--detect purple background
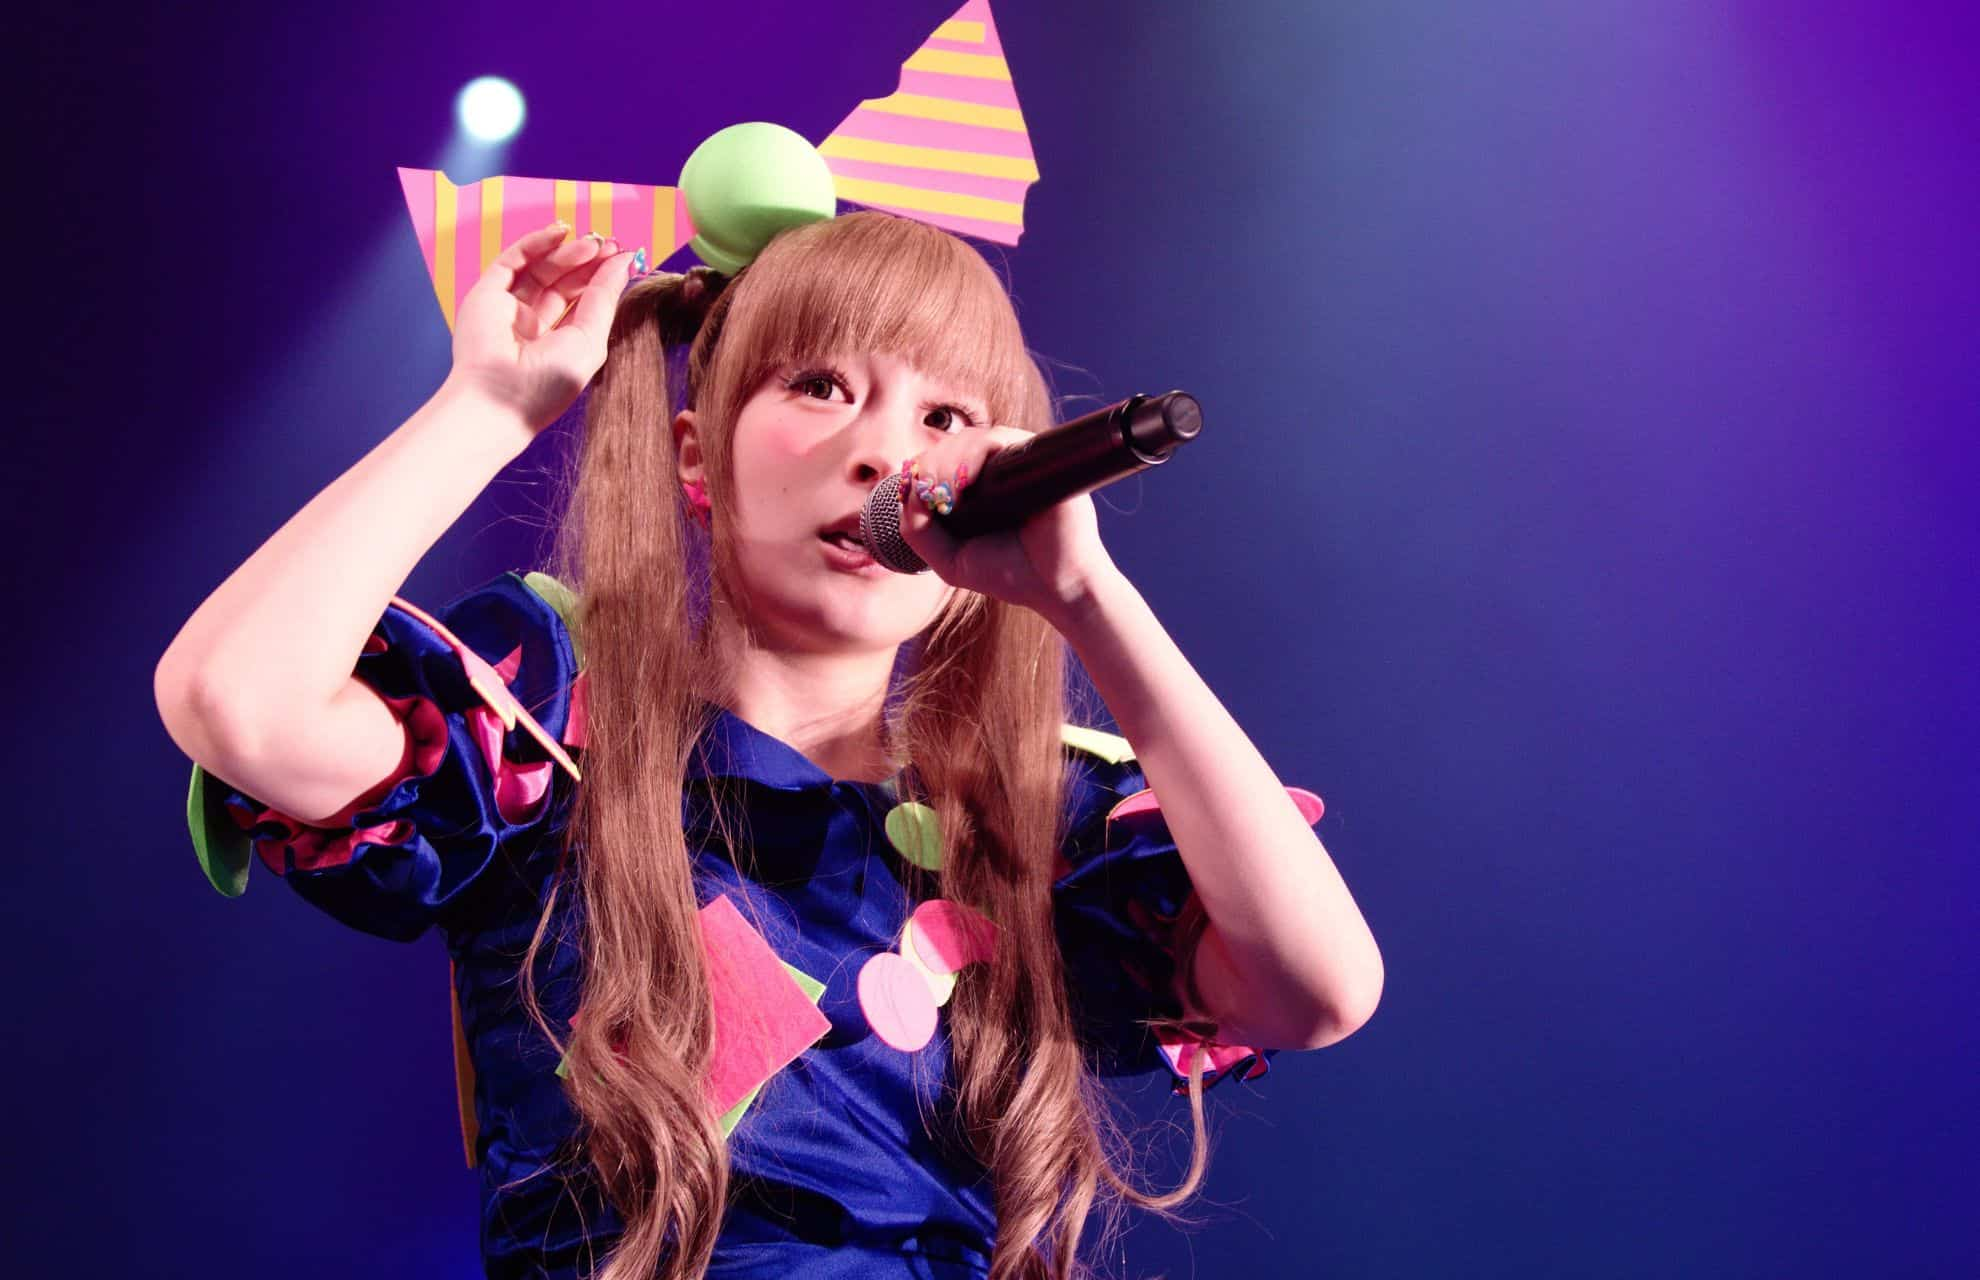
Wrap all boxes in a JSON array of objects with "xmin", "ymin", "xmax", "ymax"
[{"xmin": 10, "ymin": 0, "xmax": 1975, "ymax": 1274}]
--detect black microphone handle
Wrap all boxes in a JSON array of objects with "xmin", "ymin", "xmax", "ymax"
[{"xmin": 938, "ymin": 391, "xmax": 1202, "ymax": 538}]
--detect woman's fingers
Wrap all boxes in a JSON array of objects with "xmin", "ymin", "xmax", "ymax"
[
  {"xmin": 896, "ymin": 428, "xmax": 1020, "ymax": 546},
  {"xmin": 896, "ymin": 423, "xmax": 1111, "ymax": 613},
  {"xmin": 512, "ymin": 234, "xmax": 613, "ymax": 308},
  {"xmin": 474, "ymin": 222, "xmax": 579, "ymax": 298},
  {"xmin": 904, "ymin": 427, "xmax": 1028, "ymax": 502},
  {"xmin": 551, "ymin": 248, "xmax": 640, "ymax": 346},
  {"xmin": 471, "ymin": 225, "xmax": 618, "ymax": 316},
  {"xmin": 514, "ymin": 251, "xmax": 597, "ymax": 336},
  {"xmin": 516, "ymin": 243, "xmax": 620, "ymax": 339},
  {"xmin": 526, "ymin": 239, "xmax": 617, "ymax": 320}
]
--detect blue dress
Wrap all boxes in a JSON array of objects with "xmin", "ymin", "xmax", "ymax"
[{"xmin": 186, "ymin": 572, "xmax": 1277, "ymax": 1278}]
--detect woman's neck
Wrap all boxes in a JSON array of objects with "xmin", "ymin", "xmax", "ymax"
[{"xmin": 712, "ymin": 624, "xmax": 901, "ymax": 783}]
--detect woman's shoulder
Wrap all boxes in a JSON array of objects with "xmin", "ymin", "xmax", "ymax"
[
  {"xmin": 376, "ymin": 567, "xmax": 587, "ymax": 763},
  {"xmin": 333, "ymin": 567, "xmax": 589, "ymax": 799},
  {"xmin": 1057, "ymin": 723, "xmax": 1147, "ymax": 832},
  {"xmin": 185, "ymin": 568, "xmax": 588, "ymax": 935}
]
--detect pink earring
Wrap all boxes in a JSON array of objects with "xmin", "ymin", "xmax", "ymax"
[{"xmin": 681, "ymin": 480, "xmax": 712, "ymax": 528}]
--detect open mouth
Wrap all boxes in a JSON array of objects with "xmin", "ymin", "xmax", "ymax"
[{"xmin": 820, "ymin": 530, "xmax": 866, "ymax": 553}]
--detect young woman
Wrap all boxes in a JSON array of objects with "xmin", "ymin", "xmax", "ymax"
[{"xmin": 156, "ymin": 210, "xmax": 1383, "ymax": 1280}]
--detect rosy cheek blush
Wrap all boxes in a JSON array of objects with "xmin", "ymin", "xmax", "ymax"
[{"xmin": 857, "ymin": 951, "xmax": 939, "ymax": 1051}]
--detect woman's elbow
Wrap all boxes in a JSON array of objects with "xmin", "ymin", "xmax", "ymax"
[
  {"xmin": 1325, "ymin": 959, "xmax": 1385, "ymax": 1046},
  {"xmin": 1288, "ymin": 952, "xmax": 1385, "ymax": 1050}
]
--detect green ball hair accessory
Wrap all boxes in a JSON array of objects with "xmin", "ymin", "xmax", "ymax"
[{"xmin": 678, "ymin": 122, "xmax": 839, "ymax": 275}]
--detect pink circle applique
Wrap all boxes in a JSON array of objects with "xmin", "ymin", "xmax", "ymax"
[
  {"xmin": 907, "ymin": 899, "xmax": 999, "ymax": 975},
  {"xmin": 899, "ymin": 924, "xmax": 959, "ymax": 1007},
  {"xmin": 1105, "ymin": 785, "xmax": 1325, "ymax": 826},
  {"xmin": 1105, "ymin": 788, "xmax": 1163, "ymax": 823},
  {"xmin": 857, "ymin": 951, "xmax": 938, "ymax": 1051}
]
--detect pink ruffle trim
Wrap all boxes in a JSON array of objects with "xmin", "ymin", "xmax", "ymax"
[
  {"xmin": 384, "ymin": 596, "xmax": 582, "ymax": 784},
  {"xmin": 1155, "ymin": 1032, "xmax": 1271, "ymax": 1091},
  {"xmin": 241, "ymin": 609, "xmax": 578, "ymax": 874}
]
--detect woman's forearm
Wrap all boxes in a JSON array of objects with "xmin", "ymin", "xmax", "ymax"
[
  {"xmin": 1053, "ymin": 569, "xmax": 1384, "ymax": 1050},
  {"xmin": 155, "ymin": 377, "xmax": 533, "ymax": 751}
]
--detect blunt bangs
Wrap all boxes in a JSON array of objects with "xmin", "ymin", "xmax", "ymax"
[{"xmin": 699, "ymin": 212, "xmax": 1046, "ymax": 433}]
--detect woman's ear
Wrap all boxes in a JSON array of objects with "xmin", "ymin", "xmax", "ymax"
[{"xmin": 673, "ymin": 410, "xmax": 703, "ymax": 486}]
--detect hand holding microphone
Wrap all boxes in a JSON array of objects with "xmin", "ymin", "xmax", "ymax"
[{"xmin": 860, "ymin": 391, "xmax": 1203, "ymax": 574}]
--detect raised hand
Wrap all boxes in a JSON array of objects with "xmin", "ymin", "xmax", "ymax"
[
  {"xmin": 445, "ymin": 222, "xmax": 641, "ymax": 433},
  {"xmin": 895, "ymin": 425, "xmax": 1120, "ymax": 630}
]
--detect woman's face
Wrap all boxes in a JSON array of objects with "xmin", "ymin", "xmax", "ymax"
[{"xmin": 678, "ymin": 350, "xmax": 992, "ymax": 656}]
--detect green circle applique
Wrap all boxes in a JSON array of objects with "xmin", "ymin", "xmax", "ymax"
[
  {"xmin": 884, "ymin": 802, "xmax": 944, "ymax": 872},
  {"xmin": 188, "ymin": 764, "xmax": 254, "ymax": 898}
]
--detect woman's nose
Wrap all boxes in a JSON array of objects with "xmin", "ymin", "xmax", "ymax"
[{"xmin": 847, "ymin": 406, "xmax": 920, "ymax": 484}]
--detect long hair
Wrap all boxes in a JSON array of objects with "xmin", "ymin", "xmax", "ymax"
[{"xmin": 522, "ymin": 212, "xmax": 1212, "ymax": 1280}]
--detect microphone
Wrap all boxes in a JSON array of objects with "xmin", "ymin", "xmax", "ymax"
[{"xmin": 859, "ymin": 391, "xmax": 1203, "ymax": 574}]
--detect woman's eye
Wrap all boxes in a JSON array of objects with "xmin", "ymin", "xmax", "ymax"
[
  {"xmin": 924, "ymin": 406, "xmax": 975, "ymax": 433},
  {"xmin": 795, "ymin": 375, "xmax": 840, "ymax": 401}
]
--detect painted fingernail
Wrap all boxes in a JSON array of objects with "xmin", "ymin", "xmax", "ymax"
[
  {"xmin": 630, "ymin": 248, "xmax": 648, "ymax": 274},
  {"xmin": 955, "ymin": 464, "xmax": 970, "ymax": 492}
]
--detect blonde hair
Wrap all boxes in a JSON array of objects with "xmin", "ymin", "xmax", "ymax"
[{"xmin": 523, "ymin": 212, "xmax": 1210, "ymax": 1280}]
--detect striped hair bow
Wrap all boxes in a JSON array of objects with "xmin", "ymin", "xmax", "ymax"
[{"xmin": 398, "ymin": 0, "xmax": 1040, "ymax": 329}]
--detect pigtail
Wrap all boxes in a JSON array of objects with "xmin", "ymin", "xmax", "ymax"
[
  {"xmin": 905, "ymin": 544, "xmax": 1213, "ymax": 1280},
  {"xmin": 895, "ymin": 345, "xmax": 1215, "ymax": 1277},
  {"xmin": 521, "ymin": 270, "xmax": 733, "ymax": 1280}
]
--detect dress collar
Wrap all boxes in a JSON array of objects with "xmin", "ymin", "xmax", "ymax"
[{"xmin": 687, "ymin": 705, "xmax": 901, "ymax": 796}]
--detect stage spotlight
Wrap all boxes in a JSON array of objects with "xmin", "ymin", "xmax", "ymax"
[{"xmin": 456, "ymin": 76, "xmax": 525, "ymax": 144}]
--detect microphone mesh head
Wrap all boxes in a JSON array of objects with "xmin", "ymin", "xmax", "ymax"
[{"xmin": 859, "ymin": 474, "xmax": 930, "ymax": 574}]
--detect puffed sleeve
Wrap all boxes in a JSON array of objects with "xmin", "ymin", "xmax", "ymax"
[
  {"xmin": 185, "ymin": 571, "xmax": 588, "ymax": 942},
  {"xmin": 1052, "ymin": 725, "xmax": 1324, "ymax": 1094}
]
